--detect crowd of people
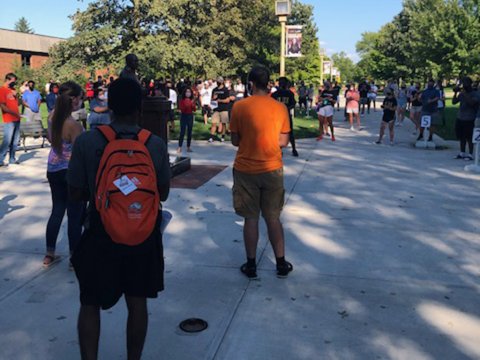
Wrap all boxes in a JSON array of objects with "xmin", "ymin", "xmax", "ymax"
[{"xmin": 1, "ymin": 51, "xmax": 480, "ymax": 358}]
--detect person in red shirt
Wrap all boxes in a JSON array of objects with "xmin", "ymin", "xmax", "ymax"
[
  {"xmin": 85, "ymin": 79, "xmax": 94, "ymax": 101},
  {"xmin": 0, "ymin": 73, "xmax": 22, "ymax": 167},
  {"xmin": 177, "ymin": 88, "xmax": 196, "ymax": 153}
]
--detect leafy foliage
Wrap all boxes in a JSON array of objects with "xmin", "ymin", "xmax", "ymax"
[
  {"xmin": 356, "ymin": 0, "xmax": 480, "ymax": 81},
  {"xmin": 47, "ymin": 0, "xmax": 320, "ymax": 82}
]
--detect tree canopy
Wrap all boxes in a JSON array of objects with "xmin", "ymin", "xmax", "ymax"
[
  {"xmin": 14, "ymin": 17, "xmax": 34, "ymax": 34},
  {"xmin": 47, "ymin": 0, "xmax": 320, "ymax": 83},
  {"xmin": 356, "ymin": 0, "xmax": 480, "ymax": 82}
]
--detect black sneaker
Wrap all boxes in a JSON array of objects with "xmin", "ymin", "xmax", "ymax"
[
  {"xmin": 240, "ymin": 263, "xmax": 258, "ymax": 279},
  {"xmin": 455, "ymin": 154, "xmax": 464, "ymax": 159},
  {"xmin": 292, "ymin": 149, "xmax": 299, "ymax": 157},
  {"xmin": 416, "ymin": 134, "xmax": 424, "ymax": 141},
  {"xmin": 276, "ymin": 261, "xmax": 293, "ymax": 279}
]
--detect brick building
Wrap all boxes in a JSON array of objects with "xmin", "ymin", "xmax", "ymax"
[{"xmin": 0, "ymin": 28, "xmax": 64, "ymax": 77}]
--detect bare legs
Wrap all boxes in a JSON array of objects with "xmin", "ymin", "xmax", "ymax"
[
  {"xmin": 77, "ymin": 297, "xmax": 148, "ymax": 360},
  {"xmin": 243, "ymin": 218, "xmax": 285, "ymax": 260}
]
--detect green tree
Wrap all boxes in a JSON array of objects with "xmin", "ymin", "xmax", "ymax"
[
  {"xmin": 48, "ymin": 0, "xmax": 321, "ymax": 82},
  {"xmin": 331, "ymin": 52, "xmax": 357, "ymax": 83},
  {"xmin": 14, "ymin": 17, "xmax": 34, "ymax": 34}
]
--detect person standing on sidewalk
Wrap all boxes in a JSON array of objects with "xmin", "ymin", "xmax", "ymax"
[
  {"xmin": 375, "ymin": 90, "xmax": 397, "ymax": 145},
  {"xmin": 452, "ymin": 77, "xmax": 480, "ymax": 160},
  {"xmin": 316, "ymin": 83, "xmax": 336, "ymax": 142},
  {"xmin": 346, "ymin": 84, "xmax": 361, "ymax": 130},
  {"xmin": 209, "ymin": 77, "xmax": 230, "ymax": 143},
  {"xmin": 230, "ymin": 66, "xmax": 293, "ymax": 279},
  {"xmin": 22, "ymin": 80, "xmax": 42, "ymax": 122},
  {"xmin": 68, "ymin": 78, "xmax": 170, "ymax": 360},
  {"xmin": 44, "ymin": 81, "xmax": 85, "ymax": 267},
  {"xmin": 0, "ymin": 73, "xmax": 21, "ymax": 167},
  {"xmin": 272, "ymin": 77, "xmax": 298, "ymax": 157},
  {"xmin": 177, "ymin": 87, "xmax": 196, "ymax": 153},
  {"xmin": 417, "ymin": 79, "xmax": 440, "ymax": 142}
]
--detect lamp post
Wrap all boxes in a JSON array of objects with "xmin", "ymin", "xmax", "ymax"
[
  {"xmin": 319, "ymin": 47, "xmax": 326, "ymax": 85},
  {"xmin": 276, "ymin": 1, "xmax": 291, "ymax": 77}
]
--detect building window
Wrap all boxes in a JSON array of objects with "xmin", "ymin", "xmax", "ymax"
[{"xmin": 21, "ymin": 53, "xmax": 31, "ymax": 67}]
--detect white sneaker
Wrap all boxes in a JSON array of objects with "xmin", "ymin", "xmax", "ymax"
[
  {"xmin": 350, "ymin": 126, "xmax": 355, "ymax": 131},
  {"xmin": 208, "ymin": 138, "xmax": 213, "ymax": 143},
  {"xmin": 221, "ymin": 137, "xmax": 225, "ymax": 142}
]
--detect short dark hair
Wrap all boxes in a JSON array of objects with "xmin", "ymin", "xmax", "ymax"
[
  {"xmin": 278, "ymin": 77, "xmax": 289, "ymax": 89},
  {"xmin": 28, "ymin": 80, "xmax": 35, "ymax": 85},
  {"xmin": 248, "ymin": 66, "xmax": 270, "ymax": 91},
  {"xmin": 108, "ymin": 78, "xmax": 142, "ymax": 116},
  {"xmin": 5, "ymin": 73, "xmax": 17, "ymax": 81}
]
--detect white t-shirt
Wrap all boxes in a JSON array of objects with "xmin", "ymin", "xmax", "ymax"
[
  {"xmin": 200, "ymin": 88, "xmax": 212, "ymax": 106},
  {"xmin": 368, "ymin": 85, "xmax": 378, "ymax": 98},
  {"xmin": 168, "ymin": 89, "xmax": 177, "ymax": 109},
  {"xmin": 234, "ymin": 83, "xmax": 245, "ymax": 99}
]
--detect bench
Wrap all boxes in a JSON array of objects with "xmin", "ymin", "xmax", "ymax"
[{"xmin": 20, "ymin": 120, "xmax": 48, "ymax": 152}]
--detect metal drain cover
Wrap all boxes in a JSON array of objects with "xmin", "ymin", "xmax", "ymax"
[{"xmin": 179, "ymin": 318, "xmax": 208, "ymax": 333}]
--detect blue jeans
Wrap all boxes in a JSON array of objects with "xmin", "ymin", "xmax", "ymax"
[
  {"xmin": 0, "ymin": 121, "xmax": 21, "ymax": 163},
  {"xmin": 46, "ymin": 170, "xmax": 85, "ymax": 253},
  {"xmin": 178, "ymin": 113, "xmax": 194, "ymax": 148}
]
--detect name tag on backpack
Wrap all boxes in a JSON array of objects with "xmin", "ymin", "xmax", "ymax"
[{"xmin": 114, "ymin": 175, "xmax": 137, "ymax": 196}]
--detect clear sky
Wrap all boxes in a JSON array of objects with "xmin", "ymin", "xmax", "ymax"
[{"xmin": 0, "ymin": 0, "xmax": 403, "ymax": 62}]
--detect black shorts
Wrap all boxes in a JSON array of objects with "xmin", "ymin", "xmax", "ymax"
[
  {"xmin": 299, "ymin": 97, "xmax": 307, "ymax": 107},
  {"xmin": 169, "ymin": 109, "xmax": 175, "ymax": 122},
  {"xmin": 382, "ymin": 117, "xmax": 395, "ymax": 124},
  {"xmin": 455, "ymin": 119, "xmax": 474, "ymax": 140},
  {"xmin": 71, "ymin": 214, "xmax": 164, "ymax": 310},
  {"xmin": 202, "ymin": 105, "xmax": 212, "ymax": 117}
]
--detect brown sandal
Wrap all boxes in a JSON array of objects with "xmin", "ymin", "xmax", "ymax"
[{"xmin": 43, "ymin": 254, "xmax": 59, "ymax": 267}]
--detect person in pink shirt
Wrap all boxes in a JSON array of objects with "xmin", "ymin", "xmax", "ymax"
[{"xmin": 346, "ymin": 83, "xmax": 361, "ymax": 130}]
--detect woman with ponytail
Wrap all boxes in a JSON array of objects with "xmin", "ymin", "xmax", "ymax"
[{"xmin": 44, "ymin": 81, "xmax": 85, "ymax": 267}]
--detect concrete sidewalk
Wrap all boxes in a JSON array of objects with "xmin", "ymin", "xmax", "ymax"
[{"xmin": 0, "ymin": 108, "xmax": 479, "ymax": 360}]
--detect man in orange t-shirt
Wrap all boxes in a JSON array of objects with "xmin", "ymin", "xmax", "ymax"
[
  {"xmin": 0, "ymin": 73, "xmax": 21, "ymax": 167},
  {"xmin": 230, "ymin": 66, "xmax": 293, "ymax": 280}
]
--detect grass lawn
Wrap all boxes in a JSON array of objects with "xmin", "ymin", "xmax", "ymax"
[{"xmin": 168, "ymin": 110, "xmax": 319, "ymax": 142}]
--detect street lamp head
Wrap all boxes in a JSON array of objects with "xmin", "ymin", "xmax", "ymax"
[{"xmin": 275, "ymin": 0, "xmax": 291, "ymax": 16}]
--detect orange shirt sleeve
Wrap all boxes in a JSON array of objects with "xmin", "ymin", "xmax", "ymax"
[{"xmin": 280, "ymin": 106, "xmax": 291, "ymax": 133}]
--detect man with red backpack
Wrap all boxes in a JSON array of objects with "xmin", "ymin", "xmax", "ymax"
[{"xmin": 68, "ymin": 78, "xmax": 170, "ymax": 360}]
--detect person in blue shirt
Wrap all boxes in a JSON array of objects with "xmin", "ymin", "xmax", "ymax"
[
  {"xmin": 87, "ymin": 87, "xmax": 111, "ymax": 130},
  {"xmin": 46, "ymin": 83, "xmax": 59, "ymax": 113},
  {"xmin": 22, "ymin": 80, "xmax": 42, "ymax": 121},
  {"xmin": 417, "ymin": 79, "xmax": 440, "ymax": 142}
]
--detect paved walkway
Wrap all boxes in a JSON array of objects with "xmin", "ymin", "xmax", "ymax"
[{"xmin": 0, "ymin": 108, "xmax": 479, "ymax": 360}]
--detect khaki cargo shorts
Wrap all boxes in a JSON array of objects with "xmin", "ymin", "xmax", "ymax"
[
  {"xmin": 232, "ymin": 168, "xmax": 285, "ymax": 219},
  {"xmin": 212, "ymin": 111, "xmax": 229, "ymax": 124}
]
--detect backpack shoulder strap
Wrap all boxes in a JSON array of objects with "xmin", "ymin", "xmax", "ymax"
[
  {"xmin": 97, "ymin": 125, "xmax": 117, "ymax": 143},
  {"xmin": 137, "ymin": 129, "xmax": 152, "ymax": 146}
]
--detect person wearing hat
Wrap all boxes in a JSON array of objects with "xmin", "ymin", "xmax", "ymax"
[
  {"xmin": 209, "ymin": 76, "xmax": 231, "ymax": 142},
  {"xmin": 88, "ymin": 86, "xmax": 110, "ymax": 130}
]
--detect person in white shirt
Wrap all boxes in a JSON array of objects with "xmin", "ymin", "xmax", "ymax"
[
  {"xmin": 367, "ymin": 81, "xmax": 378, "ymax": 112},
  {"xmin": 167, "ymin": 81, "xmax": 177, "ymax": 132},
  {"xmin": 200, "ymin": 82, "xmax": 213, "ymax": 124},
  {"xmin": 234, "ymin": 79, "xmax": 245, "ymax": 101}
]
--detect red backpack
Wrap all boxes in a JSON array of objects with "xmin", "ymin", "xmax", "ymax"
[{"xmin": 95, "ymin": 126, "xmax": 160, "ymax": 246}]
